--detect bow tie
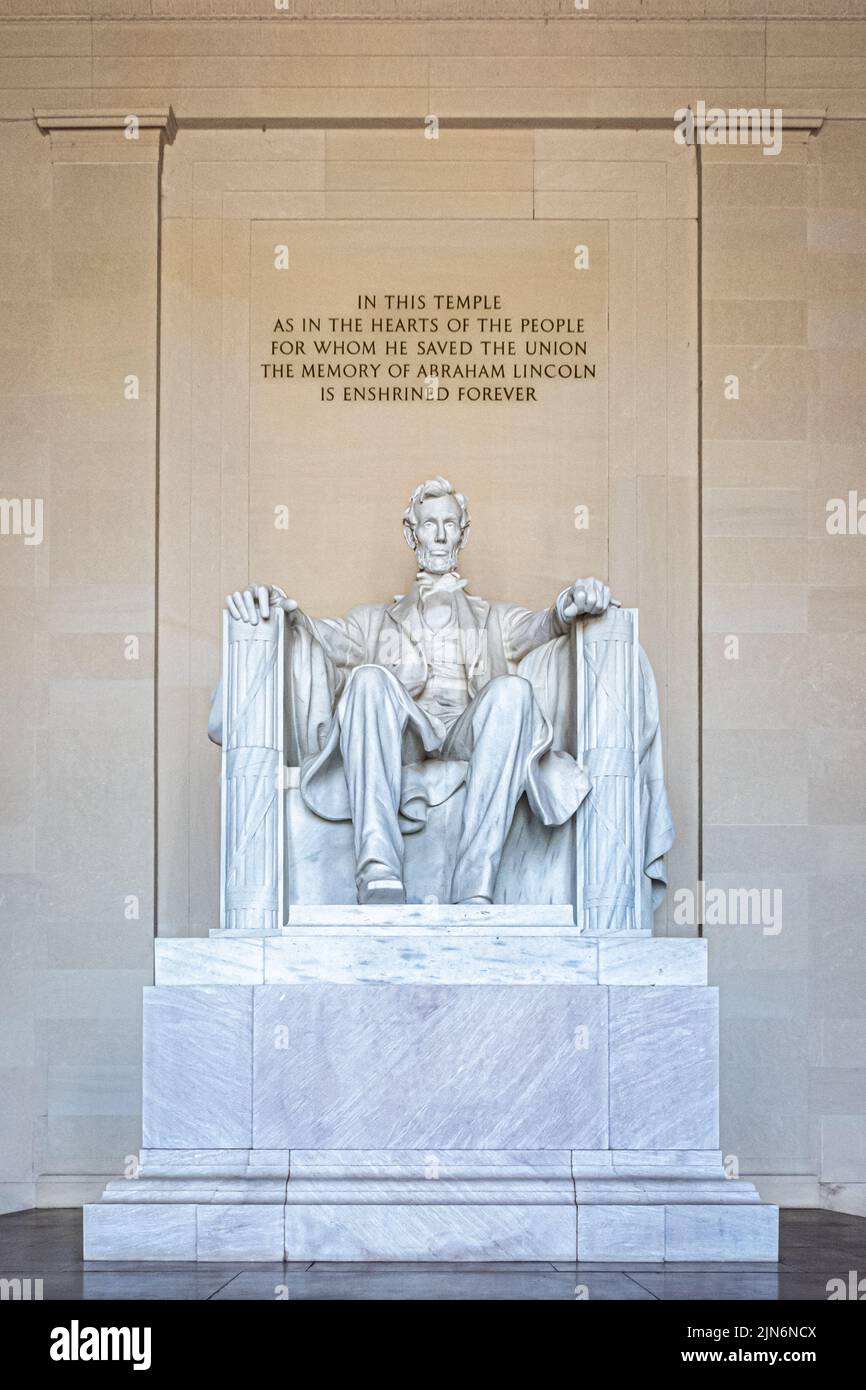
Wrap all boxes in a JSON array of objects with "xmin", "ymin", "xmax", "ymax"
[{"xmin": 415, "ymin": 571, "xmax": 468, "ymax": 603}]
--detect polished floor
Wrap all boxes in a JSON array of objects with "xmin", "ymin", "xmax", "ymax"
[{"xmin": 0, "ymin": 1207, "xmax": 864, "ymax": 1300}]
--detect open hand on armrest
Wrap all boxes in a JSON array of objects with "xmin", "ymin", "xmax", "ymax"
[{"xmin": 225, "ymin": 584, "xmax": 299, "ymax": 625}]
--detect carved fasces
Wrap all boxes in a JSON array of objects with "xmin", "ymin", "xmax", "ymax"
[
  {"xmin": 220, "ymin": 610, "xmax": 285, "ymax": 931},
  {"xmin": 573, "ymin": 607, "xmax": 641, "ymax": 932}
]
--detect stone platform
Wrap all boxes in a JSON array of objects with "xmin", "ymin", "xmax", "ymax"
[{"xmin": 84, "ymin": 912, "xmax": 778, "ymax": 1263}]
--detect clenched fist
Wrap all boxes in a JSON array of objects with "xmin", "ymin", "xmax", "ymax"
[{"xmin": 561, "ymin": 577, "xmax": 612, "ymax": 620}]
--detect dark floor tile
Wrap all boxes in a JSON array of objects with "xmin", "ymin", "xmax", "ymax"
[
  {"xmin": 779, "ymin": 1247, "xmax": 866, "ymax": 1271},
  {"xmin": 211, "ymin": 1270, "xmax": 654, "ymax": 1301},
  {"xmin": 781, "ymin": 1222, "xmax": 866, "ymax": 1239},
  {"xmin": 778, "ymin": 1239, "xmax": 866, "ymax": 1251},
  {"xmin": 0, "ymin": 1271, "xmax": 240, "ymax": 1301},
  {"xmin": 629, "ymin": 1272, "xmax": 783, "ymax": 1301},
  {"xmin": 556, "ymin": 1260, "xmax": 781, "ymax": 1273},
  {"xmin": 778, "ymin": 1272, "xmax": 866, "ymax": 1301},
  {"xmin": 0, "ymin": 1245, "xmax": 87, "ymax": 1273},
  {"xmin": 308, "ymin": 1260, "xmax": 559, "ymax": 1273},
  {"xmin": 782, "ymin": 1208, "xmax": 862, "ymax": 1222},
  {"xmin": 631, "ymin": 1268, "xmax": 862, "ymax": 1303}
]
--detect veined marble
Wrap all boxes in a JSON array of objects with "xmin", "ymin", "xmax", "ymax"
[
  {"xmin": 284, "ymin": 1204, "xmax": 577, "ymax": 1263},
  {"xmin": 283, "ymin": 904, "xmax": 576, "ymax": 928},
  {"xmin": 262, "ymin": 930, "xmax": 597, "ymax": 986},
  {"xmin": 665, "ymin": 1204, "xmax": 780, "ymax": 1261},
  {"xmin": 155, "ymin": 937, "xmax": 264, "ymax": 986},
  {"xmin": 578, "ymin": 1204, "xmax": 665, "ymax": 1262},
  {"xmin": 142, "ymin": 986, "xmax": 253, "ymax": 1150},
  {"xmin": 84, "ymin": 1204, "xmax": 197, "ymax": 1262},
  {"xmin": 253, "ymin": 983, "xmax": 609, "ymax": 1150},
  {"xmin": 197, "ymin": 1205, "xmax": 285, "ymax": 1261},
  {"xmin": 597, "ymin": 936, "xmax": 707, "ymax": 985},
  {"xmin": 287, "ymin": 1148, "xmax": 573, "ymax": 1180},
  {"xmin": 609, "ymin": 986, "xmax": 719, "ymax": 1150},
  {"xmin": 84, "ymin": 1145, "xmax": 778, "ymax": 1262},
  {"xmin": 139, "ymin": 1148, "xmax": 290, "ymax": 1177},
  {"xmin": 155, "ymin": 932, "xmax": 708, "ymax": 988}
]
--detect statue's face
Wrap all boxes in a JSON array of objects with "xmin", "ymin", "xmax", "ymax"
[{"xmin": 412, "ymin": 494, "xmax": 464, "ymax": 573}]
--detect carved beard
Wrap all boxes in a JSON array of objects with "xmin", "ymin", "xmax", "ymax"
[{"xmin": 415, "ymin": 539, "xmax": 462, "ymax": 574}]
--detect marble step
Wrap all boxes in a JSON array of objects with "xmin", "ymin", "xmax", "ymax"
[{"xmin": 161, "ymin": 933, "xmax": 706, "ymax": 986}]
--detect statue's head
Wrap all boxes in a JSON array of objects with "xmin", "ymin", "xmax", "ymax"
[{"xmin": 402, "ymin": 477, "xmax": 470, "ymax": 575}]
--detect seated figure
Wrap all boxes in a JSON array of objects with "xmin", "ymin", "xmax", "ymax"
[{"xmin": 209, "ymin": 476, "xmax": 673, "ymax": 912}]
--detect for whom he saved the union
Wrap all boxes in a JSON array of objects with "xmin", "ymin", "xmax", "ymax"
[{"xmin": 209, "ymin": 477, "xmax": 673, "ymax": 909}]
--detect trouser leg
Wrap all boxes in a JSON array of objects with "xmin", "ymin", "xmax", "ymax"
[
  {"xmin": 337, "ymin": 665, "xmax": 410, "ymax": 893},
  {"xmin": 447, "ymin": 675, "xmax": 534, "ymax": 903}
]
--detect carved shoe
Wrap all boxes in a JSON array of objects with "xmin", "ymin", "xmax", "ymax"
[{"xmin": 359, "ymin": 877, "xmax": 406, "ymax": 905}]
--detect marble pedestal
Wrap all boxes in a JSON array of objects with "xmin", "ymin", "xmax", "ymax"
[{"xmin": 84, "ymin": 909, "xmax": 778, "ymax": 1262}]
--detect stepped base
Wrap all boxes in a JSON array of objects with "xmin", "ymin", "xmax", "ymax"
[
  {"xmin": 85, "ymin": 1150, "xmax": 778, "ymax": 1262},
  {"xmin": 84, "ymin": 929, "xmax": 778, "ymax": 1263}
]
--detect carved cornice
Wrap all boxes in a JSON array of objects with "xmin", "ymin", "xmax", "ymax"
[{"xmin": 35, "ymin": 109, "xmax": 178, "ymax": 142}]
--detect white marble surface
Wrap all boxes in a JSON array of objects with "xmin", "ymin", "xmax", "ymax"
[
  {"xmin": 156, "ymin": 933, "xmax": 712, "ymax": 987},
  {"xmin": 288, "ymin": 1149, "xmax": 572, "ymax": 1180},
  {"xmin": 578, "ymin": 1204, "xmax": 665, "ymax": 1261},
  {"xmin": 284, "ymin": 1179, "xmax": 574, "ymax": 1205},
  {"xmin": 83, "ymin": 1190, "xmax": 779, "ymax": 1262},
  {"xmin": 197, "ymin": 1204, "xmax": 285, "ymax": 1261},
  {"xmin": 155, "ymin": 938, "xmax": 265, "ymax": 985},
  {"xmin": 84, "ymin": 1203, "xmax": 196, "ymax": 1261},
  {"xmin": 100, "ymin": 1177, "xmax": 288, "ymax": 1205},
  {"xmin": 84, "ymin": 1194, "xmax": 780, "ymax": 1262},
  {"xmin": 284, "ymin": 1203, "xmax": 577, "ymax": 1263},
  {"xmin": 287, "ymin": 785, "xmax": 579, "ymax": 910},
  {"xmin": 286, "ymin": 785, "xmax": 357, "ymax": 905},
  {"xmin": 597, "ymin": 936, "xmax": 706, "ymax": 985},
  {"xmin": 664, "ymin": 1203, "xmax": 779, "ymax": 1261},
  {"xmin": 252, "ymin": 983, "xmax": 609, "ymax": 1150},
  {"xmin": 283, "ymin": 1148, "xmax": 576, "ymax": 1207},
  {"xmin": 284, "ymin": 904, "xmax": 576, "ymax": 927},
  {"xmin": 609, "ymin": 986, "xmax": 719, "ymax": 1150},
  {"xmin": 142, "ymin": 986, "xmax": 253, "ymax": 1150},
  {"xmin": 572, "ymin": 1179, "xmax": 756, "ymax": 1204},
  {"xmin": 262, "ymin": 929, "xmax": 597, "ymax": 985},
  {"xmin": 140, "ymin": 1148, "xmax": 290, "ymax": 1176},
  {"xmin": 608, "ymin": 1149, "xmax": 724, "ymax": 1176},
  {"xmin": 84, "ymin": 1150, "xmax": 777, "ymax": 1262}
]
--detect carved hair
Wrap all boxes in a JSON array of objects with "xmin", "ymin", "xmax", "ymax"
[{"xmin": 402, "ymin": 476, "xmax": 471, "ymax": 551}]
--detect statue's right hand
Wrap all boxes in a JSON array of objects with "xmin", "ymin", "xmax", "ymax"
[{"xmin": 225, "ymin": 585, "xmax": 299, "ymax": 625}]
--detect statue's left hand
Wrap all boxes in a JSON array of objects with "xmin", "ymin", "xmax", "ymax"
[{"xmin": 561, "ymin": 577, "xmax": 612, "ymax": 620}]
